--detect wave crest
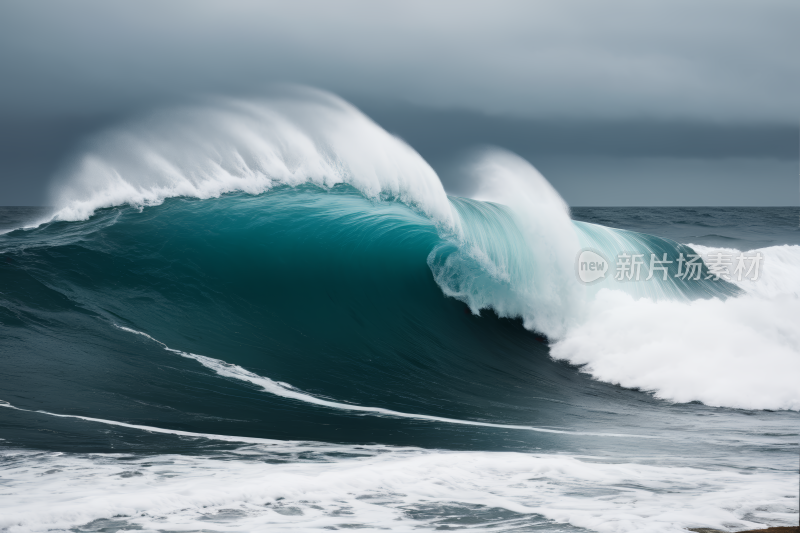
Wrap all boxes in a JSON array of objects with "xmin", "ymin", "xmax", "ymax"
[{"xmin": 49, "ymin": 88, "xmax": 456, "ymax": 228}]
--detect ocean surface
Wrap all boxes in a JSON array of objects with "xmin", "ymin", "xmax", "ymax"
[{"xmin": 1, "ymin": 91, "xmax": 798, "ymax": 533}]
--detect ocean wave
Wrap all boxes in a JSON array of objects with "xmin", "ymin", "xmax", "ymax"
[{"xmin": 3, "ymin": 88, "xmax": 797, "ymax": 421}]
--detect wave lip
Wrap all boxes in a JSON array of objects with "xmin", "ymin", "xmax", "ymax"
[
  {"xmin": 48, "ymin": 88, "xmax": 457, "ymax": 230},
  {"xmin": 428, "ymin": 150, "xmax": 583, "ymax": 340}
]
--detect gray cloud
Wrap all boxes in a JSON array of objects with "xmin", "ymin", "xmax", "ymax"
[
  {"xmin": 0, "ymin": 0, "xmax": 797, "ymax": 121},
  {"xmin": 0, "ymin": 1, "xmax": 797, "ymax": 206},
  {"xmin": 364, "ymin": 105, "xmax": 798, "ymax": 203},
  {"xmin": 366, "ymin": 105, "xmax": 798, "ymax": 160}
]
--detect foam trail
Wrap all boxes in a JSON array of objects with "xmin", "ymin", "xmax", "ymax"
[
  {"xmin": 115, "ymin": 326, "xmax": 651, "ymax": 438},
  {"xmin": 0, "ymin": 400, "xmax": 280, "ymax": 445}
]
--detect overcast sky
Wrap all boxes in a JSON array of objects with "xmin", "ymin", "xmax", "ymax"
[{"xmin": 0, "ymin": 0, "xmax": 797, "ymax": 205}]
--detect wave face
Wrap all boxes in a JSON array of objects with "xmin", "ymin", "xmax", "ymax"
[{"xmin": 1, "ymin": 90, "xmax": 798, "ymax": 532}]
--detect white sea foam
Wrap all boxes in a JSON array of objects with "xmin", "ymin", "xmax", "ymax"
[
  {"xmin": 0, "ymin": 445, "xmax": 795, "ymax": 533},
  {"xmin": 689, "ymin": 243, "xmax": 800, "ymax": 299},
  {"xmin": 552, "ymin": 244, "xmax": 800, "ymax": 411},
  {"xmin": 49, "ymin": 88, "xmax": 457, "ymax": 230},
  {"xmin": 434, "ymin": 153, "xmax": 800, "ymax": 411}
]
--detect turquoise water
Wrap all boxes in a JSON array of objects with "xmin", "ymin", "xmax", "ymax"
[{"xmin": 0, "ymin": 190, "xmax": 796, "ymax": 532}]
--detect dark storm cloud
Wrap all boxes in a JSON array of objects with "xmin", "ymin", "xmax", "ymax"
[
  {"xmin": 366, "ymin": 105, "xmax": 799, "ymax": 160},
  {"xmin": 0, "ymin": 0, "xmax": 797, "ymax": 121}
]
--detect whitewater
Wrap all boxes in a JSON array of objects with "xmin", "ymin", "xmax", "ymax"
[{"xmin": 0, "ymin": 87, "xmax": 797, "ymax": 533}]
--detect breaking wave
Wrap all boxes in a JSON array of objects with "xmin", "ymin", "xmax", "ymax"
[
  {"xmin": 1, "ymin": 86, "xmax": 798, "ymax": 533},
  {"xmin": 26, "ymin": 89, "xmax": 796, "ymax": 410}
]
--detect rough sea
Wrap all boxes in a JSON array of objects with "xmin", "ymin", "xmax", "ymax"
[{"xmin": 1, "ymin": 91, "xmax": 797, "ymax": 533}]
